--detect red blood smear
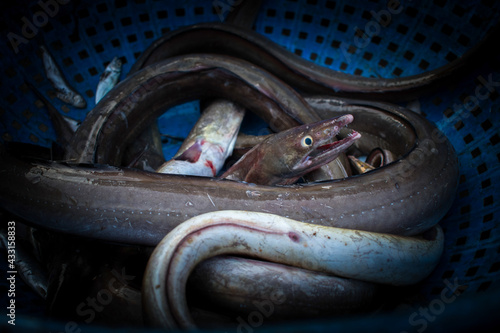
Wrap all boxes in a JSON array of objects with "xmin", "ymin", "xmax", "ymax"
[{"xmin": 205, "ymin": 160, "xmax": 216, "ymax": 176}]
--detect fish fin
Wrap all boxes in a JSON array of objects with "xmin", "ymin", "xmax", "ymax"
[
  {"xmin": 175, "ymin": 141, "xmax": 203, "ymax": 163},
  {"xmin": 220, "ymin": 144, "xmax": 263, "ymax": 180}
]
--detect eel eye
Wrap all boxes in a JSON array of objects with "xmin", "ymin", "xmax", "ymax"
[{"xmin": 301, "ymin": 136, "xmax": 313, "ymax": 147}]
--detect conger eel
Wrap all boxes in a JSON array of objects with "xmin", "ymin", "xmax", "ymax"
[
  {"xmin": 142, "ymin": 210, "xmax": 444, "ymax": 329},
  {"xmin": 0, "ymin": 54, "xmax": 458, "ymax": 241},
  {"xmin": 129, "ymin": 22, "xmax": 499, "ymax": 101}
]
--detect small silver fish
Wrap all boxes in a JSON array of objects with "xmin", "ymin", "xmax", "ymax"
[
  {"xmin": 157, "ymin": 99, "xmax": 245, "ymax": 177},
  {"xmin": 40, "ymin": 45, "xmax": 86, "ymax": 109},
  {"xmin": 95, "ymin": 57, "xmax": 122, "ymax": 103}
]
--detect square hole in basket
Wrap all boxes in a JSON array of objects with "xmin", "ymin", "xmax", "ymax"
[
  {"xmin": 441, "ymin": 24, "xmax": 453, "ymax": 36},
  {"xmin": 284, "ymin": 11, "xmax": 294, "ymax": 19},
  {"xmin": 387, "ymin": 42, "xmax": 398, "ymax": 52},
  {"xmin": 419, "ymin": 60, "xmax": 430, "ymax": 70},
  {"xmin": 481, "ymin": 120, "xmax": 493, "ymax": 131},
  {"xmin": 465, "ymin": 266, "xmax": 479, "ymax": 277},
  {"xmin": 325, "ymin": 1, "xmax": 335, "ymax": 9},
  {"xmin": 343, "ymin": 5, "xmax": 355, "ymax": 14},
  {"xmin": 302, "ymin": 14, "xmax": 313, "ymax": 23},
  {"xmin": 471, "ymin": 148, "xmax": 480, "ymax": 158},
  {"xmin": 127, "ymin": 34, "xmax": 138, "ymax": 43},
  {"xmin": 414, "ymin": 33, "xmax": 426, "ymax": 43},
  {"xmin": 157, "ymin": 10, "xmax": 167, "ymax": 19},
  {"xmin": 442, "ymin": 270, "xmax": 454, "ymax": 279},
  {"xmin": 489, "ymin": 261, "xmax": 500, "ymax": 273},
  {"xmin": 424, "ymin": 15, "xmax": 436, "ymax": 26},
  {"xmin": 444, "ymin": 108, "xmax": 454, "ymax": 118},
  {"xmin": 121, "ymin": 17, "xmax": 132, "ymax": 27},
  {"xmin": 481, "ymin": 178, "xmax": 491, "ymax": 189},
  {"xmin": 490, "ymin": 134, "xmax": 499, "ymax": 145},
  {"xmin": 480, "ymin": 229, "xmax": 491, "ymax": 240},
  {"xmin": 458, "ymin": 34, "xmax": 470, "ymax": 47},
  {"xmin": 471, "ymin": 106, "xmax": 482, "ymax": 117},
  {"xmin": 104, "ymin": 21, "xmax": 115, "ymax": 31},
  {"xmin": 459, "ymin": 221, "xmax": 470, "ymax": 230},
  {"xmin": 371, "ymin": 35, "xmax": 381, "ymax": 45},
  {"xmin": 393, "ymin": 68, "xmax": 403, "ymax": 76},
  {"xmin": 78, "ymin": 50, "xmax": 89, "ymax": 60},
  {"xmin": 456, "ymin": 236, "xmax": 467, "ymax": 246},
  {"xmin": 337, "ymin": 23, "xmax": 348, "ymax": 32},
  {"xmin": 483, "ymin": 213, "xmax": 493, "ymax": 223},
  {"xmin": 405, "ymin": 6, "xmax": 418, "ymax": 18},
  {"xmin": 463, "ymin": 134, "xmax": 474, "ymax": 144},
  {"xmin": 477, "ymin": 281, "xmax": 491, "ymax": 292},
  {"xmin": 86, "ymin": 27, "xmax": 97, "ymax": 37},
  {"xmin": 452, "ymin": 4, "xmax": 466, "ymax": 17},
  {"xmin": 115, "ymin": 0, "xmax": 127, "ymax": 8},
  {"xmin": 446, "ymin": 52, "xmax": 458, "ymax": 62},
  {"xmin": 474, "ymin": 249, "xmax": 486, "ymax": 259},
  {"xmin": 477, "ymin": 163, "xmax": 487, "ymax": 174},
  {"xmin": 74, "ymin": 74, "xmax": 84, "ymax": 83},
  {"xmin": 96, "ymin": 3, "xmax": 107, "ymax": 13},
  {"xmin": 94, "ymin": 44, "xmax": 104, "ymax": 53},
  {"xmin": 88, "ymin": 67, "xmax": 98, "ymax": 76},
  {"xmin": 430, "ymin": 42, "xmax": 442, "ymax": 53},
  {"xmin": 404, "ymin": 51, "xmax": 414, "ymax": 60}
]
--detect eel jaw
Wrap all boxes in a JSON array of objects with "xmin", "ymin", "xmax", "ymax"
[
  {"xmin": 293, "ymin": 114, "xmax": 360, "ymax": 174},
  {"xmin": 298, "ymin": 130, "xmax": 361, "ymax": 170}
]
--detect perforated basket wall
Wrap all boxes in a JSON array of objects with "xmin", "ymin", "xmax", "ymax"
[{"xmin": 1, "ymin": 0, "xmax": 499, "ymax": 332}]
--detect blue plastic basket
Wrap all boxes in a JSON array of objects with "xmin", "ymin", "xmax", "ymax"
[{"xmin": 1, "ymin": 0, "xmax": 499, "ymax": 332}]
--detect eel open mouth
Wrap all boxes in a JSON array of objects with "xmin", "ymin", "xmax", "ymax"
[{"xmin": 297, "ymin": 114, "xmax": 361, "ymax": 170}]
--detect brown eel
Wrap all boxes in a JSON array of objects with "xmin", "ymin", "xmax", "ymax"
[
  {"xmin": 0, "ymin": 92, "xmax": 458, "ymax": 244},
  {"xmin": 129, "ymin": 22, "xmax": 499, "ymax": 101}
]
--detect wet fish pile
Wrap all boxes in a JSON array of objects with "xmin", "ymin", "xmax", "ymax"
[{"xmin": 0, "ymin": 1, "xmax": 465, "ymax": 330}]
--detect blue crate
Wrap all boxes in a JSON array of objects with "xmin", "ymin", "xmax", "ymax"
[{"xmin": 1, "ymin": 0, "xmax": 499, "ymax": 331}]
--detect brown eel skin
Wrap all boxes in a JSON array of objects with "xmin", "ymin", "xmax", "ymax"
[
  {"xmin": 0, "ymin": 92, "xmax": 458, "ymax": 245},
  {"xmin": 129, "ymin": 22, "xmax": 499, "ymax": 101}
]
